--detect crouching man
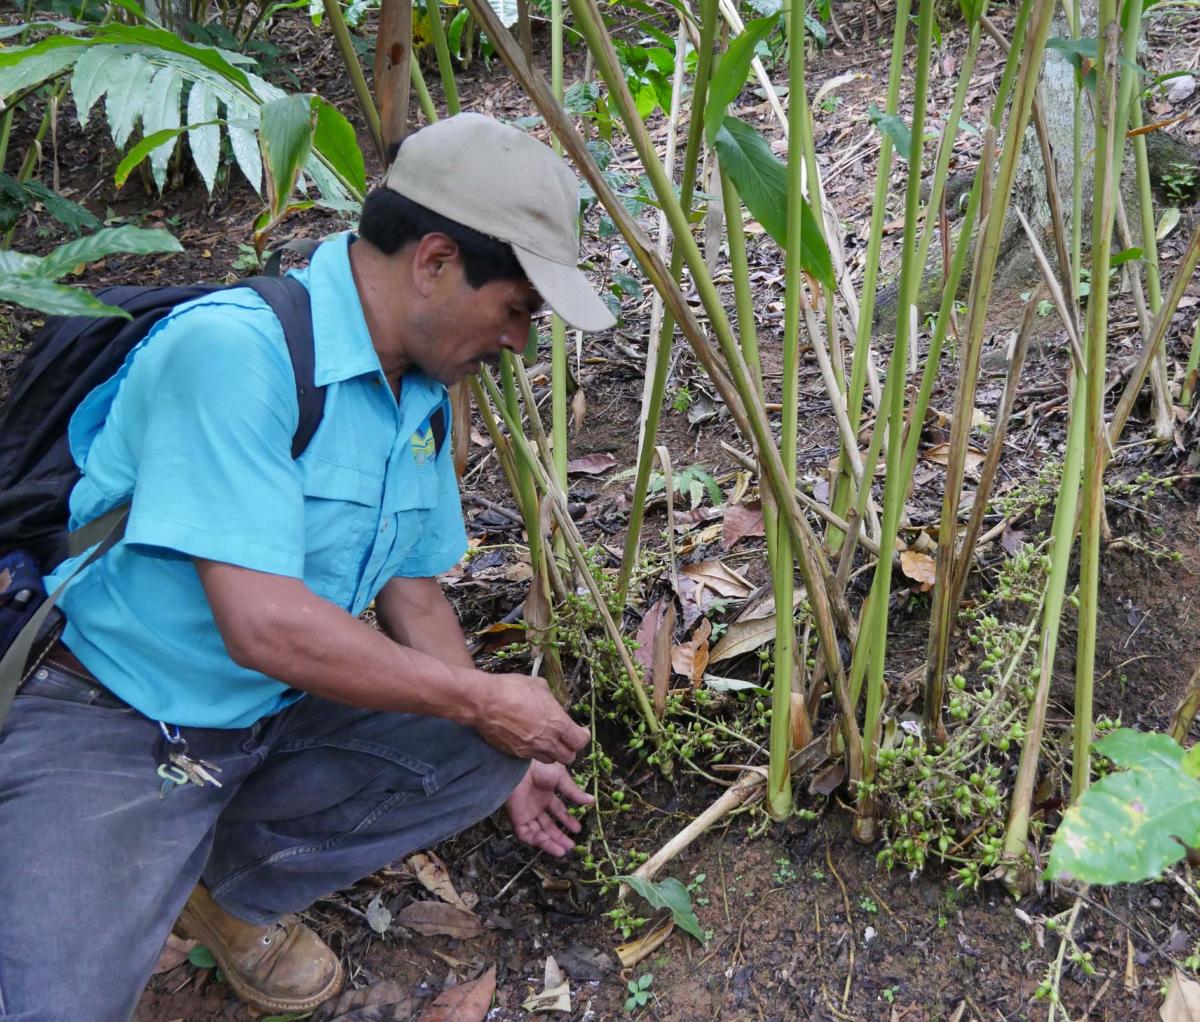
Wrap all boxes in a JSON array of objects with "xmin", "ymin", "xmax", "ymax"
[{"xmin": 0, "ymin": 113, "xmax": 613, "ymax": 1021}]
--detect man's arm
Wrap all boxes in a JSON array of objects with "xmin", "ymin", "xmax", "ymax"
[
  {"xmin": 195, "ymin": 559, "xmax": 589, "ymax": 765},
  {"xmin": 374, "ymin": 576, "xmax": 475, "ymax": 671},
  {"xmin": 375, "ymin": 577, "xmax": 594, "ymax": 857}
]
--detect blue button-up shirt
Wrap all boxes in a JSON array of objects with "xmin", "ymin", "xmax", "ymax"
[{"xmin": 45, "ymin": 232, "xmax": 467, "ymax": 728}]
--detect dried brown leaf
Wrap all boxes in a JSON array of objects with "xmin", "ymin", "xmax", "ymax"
[
  {"xmin": 565, "ymin": 452, "xmax": 617, "ymax": 475},
  {"xmin": 151, "ymin": 934, "xmax": 195, "ymax": 975},
  {"xmin": 721, "ymin": 502, "xmax": 765, "ymax": 550},
  {"xmin": 1161, "ymin": 970, "xmax": 1200, "ymax": 1022},
  {"xmin": 408, "ymin": 852, "xmax": 471, "ymax": 913},
  {"xmin": 615, "ymin": 917, "xmax": 675, "ymax": 968},
  {"xmin": 652, "ymin": 601, "xmax": 676, "ymax": 719},
  {"xmin": 899, "ymin": 550, "xmax": 937, "ymax": 591},
  {"xmin": 414, "ymin": 966, "xmax": 496, "ymax": 1022},
  {"xmin": 396, "ymin": 901, "xmax": 483, "ymax": 939},
  {"xmin": 923, "ymin": 442, "xmax": 986, "ymax": 474},
  {"xmin": 670, "ymin": 618, "xmax": 711, "ymax": 685},
  {"xmin": 318, "ymin": 981, "xmax": 417, "ymax": 1022},
  {"xmin": 634, "ymin": 598, "xmax": 669, "ymax": 671}
]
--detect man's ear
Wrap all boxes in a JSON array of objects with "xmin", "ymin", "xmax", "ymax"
[{"xmin": 410, "ymin": 232, "xmax": 461, "ymax": 297}]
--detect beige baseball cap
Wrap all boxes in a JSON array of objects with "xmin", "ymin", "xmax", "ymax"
[{"xmin": 384, "ymin": 112, "xmax": 616, "ymax": 333}]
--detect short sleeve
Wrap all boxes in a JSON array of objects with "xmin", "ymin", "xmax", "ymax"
[{"xmin": 119, "ymin": 300, "xmax": 307, "ymax": 577}]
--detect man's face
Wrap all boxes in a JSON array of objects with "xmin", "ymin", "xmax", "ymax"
[{"xmin": 412, "ymin": 253, "xmax": 544, "ymax": 386}]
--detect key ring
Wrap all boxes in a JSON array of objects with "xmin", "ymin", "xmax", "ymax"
[
  {"xmin": 158, "ymin": 720, "xmax": 188, "ymax": 755},
  {"xmin": 157, "ymin": 763, "xmax": 188, "ymax": 785}
]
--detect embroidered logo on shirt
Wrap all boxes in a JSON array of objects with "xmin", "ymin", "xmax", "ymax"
[{"xmin": 410, "ymin": 426, "xmax": 436, "ymax": 465}]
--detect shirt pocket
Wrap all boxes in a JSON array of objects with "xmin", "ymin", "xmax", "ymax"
[
  {"xmin": 375, "ymin": 457, "xmax": 441, "ymax": 581},
  {"xmin": 301, "ymin": 459, "xmax": 385, "ymax": 606}
]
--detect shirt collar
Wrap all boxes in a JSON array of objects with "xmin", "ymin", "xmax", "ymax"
[
  {"xmin": 292, "ymin": 232, "xmax": 375, "ymax": 387},
  {"xmin": 297, "ymin": 232, "xmax": 448, "ymax": 410}
]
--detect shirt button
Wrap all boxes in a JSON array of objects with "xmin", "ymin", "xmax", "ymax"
[{"xmin": 381, "ymin": 521, "xmax": 389, "ymax": 532}]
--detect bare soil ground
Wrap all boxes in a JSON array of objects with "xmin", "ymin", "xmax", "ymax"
[{"xmin": 3, "ymin": 2, "xmax": 1200, "ymax": 1019}]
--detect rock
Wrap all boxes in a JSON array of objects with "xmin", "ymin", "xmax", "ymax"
[{"xmin": 1167, "ymin": 75, "xmax": 1197, "ymax": 106}]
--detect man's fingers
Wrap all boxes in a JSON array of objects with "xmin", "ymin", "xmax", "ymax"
[
  {"xmin": 546, "ymin": 795, "xmax": 581, "ymax": 832},
  {"xmin": 555, "ymin": 771, "xmax": 594, "ymax": 806},
  {"xmin": 566, "ymin": 722, "xmax": 590, "ymax": 750}
]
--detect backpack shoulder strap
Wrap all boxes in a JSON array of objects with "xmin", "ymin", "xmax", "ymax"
[{"xmin": 238, "ymin": 275, "xmax": 324, "ymax": 460}]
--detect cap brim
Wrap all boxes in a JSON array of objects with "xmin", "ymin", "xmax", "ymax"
[{"xmin": 514, "ymin": 246, "xmax": 616, "ymax": 332}]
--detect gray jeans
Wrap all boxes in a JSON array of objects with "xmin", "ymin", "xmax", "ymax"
[{"xmin": 0, "ymin": 663, "xmax": 527, "ymax": 1022}]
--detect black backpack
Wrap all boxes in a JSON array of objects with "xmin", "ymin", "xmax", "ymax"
[
  {"xmin": 0, "ymin": 274, "xmax": 443, "ymax": 727},
  {"xmin": 0, "ymin": 277, "xmax": 325, "ymax": 569},
  {"xmin": 0, "ymin": 276, "xmax": 326, "ymax": 727}
]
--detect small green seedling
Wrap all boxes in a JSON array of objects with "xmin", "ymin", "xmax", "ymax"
[{"xmin": 624, "ymin": 973, "xmax": 653, "ymax": 1012}]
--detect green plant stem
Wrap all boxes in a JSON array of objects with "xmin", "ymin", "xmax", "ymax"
[
  {"xmin": 468, "ymin": 0, "xmax": 862, "ymax": 785},
  {"xmin": 549, "ymin": 0, "xmax": 568, "ymax": 554},
  {"xmin": 411, "ymin": 59, "xmax": 438, "ymax": 122},
  {"xmin": 0, "ymin": 109, "xmax": 13, "ymax": 176},
  {"xmin": 321, "ymin": 0, "xmax": 385, "ymax": 162},
  {"xmin": 850, "ymin": 0, "xmax": 935, "ymax": 841},
  {"xmin": 1182, "ymin": 317, "xmax": 1200, "ymax": 407},
  {"xmin": 614, "ymin": 0, "xmax": 718, "ymax": 605},
  {"xmin": 485, "ymin": 365, "xmax": 667, "ymax": 753},
  {"xmin": 834, "ymin": 0, "xmax": 913, "ymax": 534},
  {"xmin": 498, "ymin": 355, "xmax": 546, "ymax": 577},
  {"xmin": 1074, "ymin": 0, "xmax": 1134, "ymax": 803},
  {"xmin": 426, "ymin": 0, "xmax": 462, "ymax": 115},
  {"xmin": 763, "ymin": 0, "xmax": 817, "ymax": 822},
  {"xmin": 922, "ymin": 0, "xmax": 1056, "ymax": 743}
]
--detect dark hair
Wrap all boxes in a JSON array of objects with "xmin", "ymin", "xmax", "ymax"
[{"xmin": 357, "ymin": 188, "xmax": 526, "ymax": 289}]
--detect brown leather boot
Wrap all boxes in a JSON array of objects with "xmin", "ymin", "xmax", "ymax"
[{"xmin": 176, "ymin": 885, "xmax": 345, "ymax": 1013}]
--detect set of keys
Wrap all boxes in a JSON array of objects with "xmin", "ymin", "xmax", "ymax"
[{"xmin": 156, "ymin": 721, "xmax": 223, "ymax": 798}]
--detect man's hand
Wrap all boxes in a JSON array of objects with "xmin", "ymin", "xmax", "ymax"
[
  {"xmin": 474, "ymin": 674, "xmax": 591, "ymax": 764},
  {"xmin": 505, "ymin": 761, "xmax": 594, "ymax": 857}
]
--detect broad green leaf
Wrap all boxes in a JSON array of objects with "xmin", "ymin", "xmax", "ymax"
[
  {"xmin": 618, "ymin": 876, "xmax": 705, "ymax": 943},
  {"xmin": 259, "ymin": 93, "xmax": 317, "ymax": 218},
  {"xmin": 105, "ymin": 52, "xmax": 155, "ymax": 150},
  {"xmin": 0, "ymin": 250, "xmax": 45, "ymax": 275},
  {"xmin": 705, "ymin": 14, "xmax": 779, "ymax": 145},
  {"xmin": 38, "ymin": 225, "xmax": 181, "ymax": 281},
  {"xmin": 0, "ymin": 276, "xmax": 131, "ymax": 318},
  {"xmin": 0, "ymin": 42, "xmax": 84, "ymax": 101},
  {"xmin": 1094, "ymin": 727, "xmax": 1184, "ymax": 771},
  {"xmin": 187, "ymin": 80, "xmax": 220, "ymax": 194},
  {"xmin": 22, "ymin": 180, "xmax": 100, "ymax": 235},
  {"xmin": 70, "ymin": 44, "xmax": 119, "ymax": 126},
  {"xmin": 746, "ymin": 0, "xmax": 782, "ymax": 13},
  {"xmin": 635, "ymin": 81, "xmax": 658, "ymax": 120},
  {"xmin": 1110, "ymin": 246, "xmax": 1142, "ymax": 267},
  {"xmin": 115, "ymin": 123, "xmax": 217, "ymax": 187},
  {"xmin": 1047, "ymin": 760, "xmax": 1200, "ymax": 884},
  {"xmin": 484, "ymin": 0, "xmax": 518, "ymax": 28},
  {"xmin": 0, "ymin": 21, "xmax": 85, "ymax": 40},
  {"xmin": 313, "ymin": 97, "xmax": 365, "ymax": 197},
  {"xmin": 142, "ymin": 64, "xmax": 184, "ymax": 190},
  {"xmin": 867, "ymin": 104, "xmax": 913, "ymax": 160},
  {"xmin": 958, "ymin": 0, "xmax": 983, "ymax": 22},
  {"xmin": 713, "ymin": 116, "xmax": 834, "ymax": 287},
  {"xmin": 1183, "ymin": 744, "xmax": 1200, "ymax": 779},
  {"xmin": 92, "ymin": 24, "xmax": 253, "ymax": 95},
  {"xmin": 226, "ymin": 99, "xmax": 264, "ymax": 194}
]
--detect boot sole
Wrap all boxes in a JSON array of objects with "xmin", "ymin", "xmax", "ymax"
[{"xmin": 177, "ymin": 903, "xmax": 345, "ymax": 1014}]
